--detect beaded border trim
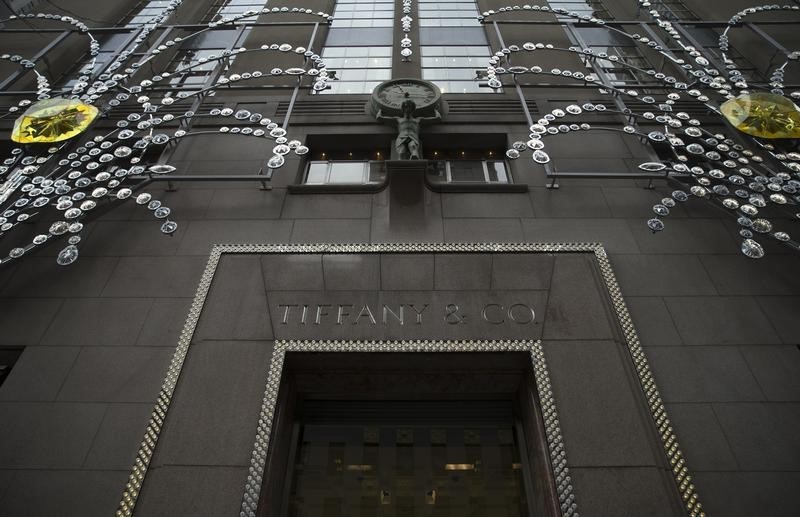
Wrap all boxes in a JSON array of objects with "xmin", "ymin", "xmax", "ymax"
[
  {"xmin": 116, "ymin": 243, "xmax": 702, "ymax": 517},
  {"xmin": 238, "ymin": 339, "xmax": 576, "ymax": 517}
]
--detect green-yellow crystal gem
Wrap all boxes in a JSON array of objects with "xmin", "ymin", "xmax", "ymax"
[
  {"xmin": 11, "ymin": 98, "xmax": 99, "ymax": 144},
  {"xmin": 720, "ymin": 92, "xmax": 800, "ymax": 139}
]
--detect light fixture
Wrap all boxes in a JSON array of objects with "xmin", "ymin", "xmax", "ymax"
[
  {"xmin": 444, "ymin": 463, "xmax": 475, "ymax": 471},
  {"xmin": 345, "ymin": 464, "xmax": 373, "ymax": 471}
]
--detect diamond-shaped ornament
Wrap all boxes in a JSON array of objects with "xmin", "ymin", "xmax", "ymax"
[
  {"xmin": 720, "ymin": 92, "xmax": 800, "ymax": 139},
  {"xmin": 11, "ymin": 98, "xmax": 99, "ymax": 144}
]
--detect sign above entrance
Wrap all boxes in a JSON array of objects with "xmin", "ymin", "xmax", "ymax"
[
  {"xmin": 276, "ymin": 301, "xmax": 537, "ymax": 326},
  {"xmin": 268, "ymin": 290, "xmax": 545, "ymax": 340}
]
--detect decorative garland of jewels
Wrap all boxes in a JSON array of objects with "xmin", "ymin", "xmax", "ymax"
[
  {"xmin": 0, "ymin": 3, "xmax": 799, "ymax": 264},
  {"xmin": 484, "ymin": 3, "xmax": 800, "ymax": 259},
  {"xmin": 0, "ymin": 3, "xmax": 334, "ymax": 266},
  {"xmin": 400, "ymin": 1, "xmax": 413, "ymax": 59}
]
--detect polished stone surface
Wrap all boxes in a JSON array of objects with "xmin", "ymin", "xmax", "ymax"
[
  {"xmin": 0, "ymin": 3, "xmax": 798, "ymax": 514},
  {"xmin": 1, "ymin": 189, "xmax": 798, "ymax": 517},
  {"xmin": 133, "ymin": 249, "xmax": 680, "ymax": 515},
  {"xmin": 152, "ymin": 340, "xmax": 272, "ymax": 468}
]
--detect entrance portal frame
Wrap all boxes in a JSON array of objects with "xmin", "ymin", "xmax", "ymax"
[{"xmin": 115, "ymin": 243, "xmax": 701, "ymax": 517}]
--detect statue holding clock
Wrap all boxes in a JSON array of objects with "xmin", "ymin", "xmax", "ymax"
[{"xmin": 370, "ymin": 79, "xmax": 444, "ymax": 160}]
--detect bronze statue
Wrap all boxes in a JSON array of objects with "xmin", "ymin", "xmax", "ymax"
[{"xmin": 376, "ymin": 99, "xmax": 441, "ymax": 160}]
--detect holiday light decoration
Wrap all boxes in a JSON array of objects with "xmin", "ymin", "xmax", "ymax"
[
  {"xmin": 490, "ymin": 3, "xmax": 800, "ymax": 259},
  {"xmin": 0, "ymin": 3, "xmax": 332, "ymax": 265}
]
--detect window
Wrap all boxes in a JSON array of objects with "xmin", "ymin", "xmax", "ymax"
[
  {"xmin": 320, "ymin": 46, "xmax": 392, "ymax": 94},
  {"xmin": 163, "ymin": 30, "xmax": 241, "ymax": 89},
  {"xmin": 166, "ymin": 48, "xmax": 232, "ymax": 87},
  {"xmin": 429, "ymin": 160, "xmax": 511, "ymax": 183},
  {"xmin": 421, "ymin": 46, "xmax": 492, "ymax": 93},
  {"xmin": 547, "ymin": 0, "xmax": 611, "ymax": 19},
  {"xmin": 306, "ymin": 161, "xmax": 367, "ymax": 184},
  {"xmin": 418, "ymin": 0, "xmax": 495, "ymax": 94},
  {"xmin": 57, "ymin": 33, "xmax": 134, "ymax": 88},
  {"xmin": 305, "ymin": 161, "xmax": 385, "ymax": 185},
  {"xmin": 418, "ymin": 0, "xmax": 481, "ymax": 27},
  {"xmin": 449, "ymin": 160, "xmax": 509, "ymax": 183},
  {"xmin": 124, "ymin": 0, "xmax": 174, "ymax": 26},
  {"xmin": 331, "ymin": 0, "xmax": 394, "ymax": 28},
  {"xmin": 573, "ymin": 28, "xmax": 655, "ymax": 86},
  {"xmin": 322, "ymin": 0, "xmax": 395, "ymax": 94},
  {"xmin": 678, "ymin": 28, "xmax": 769, "ymax": 83},
  {"xmin": 423, "ymin": 135, "xmax": 509, "ymax": 184},
  {"xmin": 650, "ymin": 0, "xmax": 699, "ymax": 21},
  {"xmin": 202, "ymin": 0, "xmax": 267, "ymax": 23},
  {"xmin": 591, "ymin": 45, "xmax": 653, "ymax": 85}
]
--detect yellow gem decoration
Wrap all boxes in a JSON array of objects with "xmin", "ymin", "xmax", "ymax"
[
  {"xmin": 720, "ymin": 92, "xmax": 800, "ymax": 139},
  {"xmin": 11, "ymin": 98, "xmax": 99, "ymax": 144}
]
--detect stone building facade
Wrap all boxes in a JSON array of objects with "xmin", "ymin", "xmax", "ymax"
[{"xmin": 0, "ymin": 1, "xmax": 798, "ymax": 516}]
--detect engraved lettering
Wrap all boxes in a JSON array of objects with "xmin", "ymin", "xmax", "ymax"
[
  {"xmin": 276, "ymin": 301, "xmax": 535, "ymax": 327},
  {"xmin": 406, "ymin": 304, "xmax": 429, "ymax": 324},
  {"xmin": 444, "ymin": 304, "xmax": 466, "ymax": 325},
  {"xmin": 278, "ymin": 304, "xmax": 298, "ymax": 324},
  {"xmin": 481, "ymin": 303, "xmax": 505, "ymax": 324},
  {"xmin": 315, "ymin": 304, "xmax": 332, "ymax": 325},
  {"xmin": 354, "ymin": 304, "xmax": 377, "ymax": 325},
  {"xmin": 382, "ymin": 304, "xmax": 404, "ymax": 325},
  {"xmin": 337, "ymin": 304, "xmax": 353, "ymax": 325},
  {"xmin": 508, "ymin": 303, "xmax": 535, "ymax": 324}
]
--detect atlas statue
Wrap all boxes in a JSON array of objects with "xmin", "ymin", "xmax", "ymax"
[{"xmin": 376, "ymin": 98, "xmax": 441, "ymax": 160}]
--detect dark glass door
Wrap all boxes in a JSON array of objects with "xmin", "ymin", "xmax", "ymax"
[{"xmin": 285, "ymin": 400, "xmax": 530, "ymax": 517}]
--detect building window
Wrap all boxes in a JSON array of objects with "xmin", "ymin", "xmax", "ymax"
[
  {"xmin": 166, "ymin": 48, "xmax": 232, "ymax": 88},
  {"xmin": 305, "ymin": 161, "xmax": 385, "ymax": 185},
  {"xmin": 548, "ymin": 0, "xmax": 611, "ymax": 19},
  {"xmin": 420, "ymin": 45, "xmax": 494, "ymax": 94},
  {"xmin": 572, "ymin": 28, "xmax": 656, "ymax": 87},
  {"xmin": 320, "ymin": 46, "xmax": 392, "ymax": 94},
  {"xmin": 676, "ymin": 29, "xmax": 768, "ymax": 83},
  {"xmin": 423, "ymin": 136, "xmax": 510, "ymax": 184},
  {"xmin": 442, "ymin": 160, "xmax": 510, "ymax": 183},
  {"xmin": 57, "ymin": 33, "xmax": 134, "ymax": 88},
  {"xmin": 322, "ymin": 0, "xmax": 395, "ymax": 94},
  {"xmin": 418, "ymin": 0, "xmax": 494, "ymax": 94},
  {"xmin": 418, "ymin": 0, "xmax": 482, "ymax": 27},
  {"xmin": 330, "ymin": 0, "xmax": 394, "ymax": 28},
  {"xmin": 202, "ymin": 0, "xmax": 267, "ymax": 23},
  {"xmin": 427, "ymin": 160, "xmax": 511, "ymax": 183},
  {"xmin": 591, "ymin": 45, "xmax": 653, "ymax": 85},
  {"xmin": 650, "ymin": 0, "xmax": 699, "ymax": 21},
  {"xmin": 160, "ymin": 29, "xmax": 241, "ymax": 89},
  {"xmin": 123, "ymin": 0, "xmax": 174, "ymax": 26}
]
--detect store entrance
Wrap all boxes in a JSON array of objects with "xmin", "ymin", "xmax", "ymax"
[
  {"xmin": 257, "ymin": 351, "xmax": 557, "ymax": 517},
  {"xmin": 286, "ymin": 399, "xmax": 528, "ymax": 517}
]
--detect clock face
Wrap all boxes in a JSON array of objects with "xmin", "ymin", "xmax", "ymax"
[{"xmin": 373, "ymin": 79, "xmax": 441, "ymax": 111}]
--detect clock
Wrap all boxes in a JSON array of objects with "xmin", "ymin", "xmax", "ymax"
[{"xmin": 370, "ymin": 78, "xmax": 442, "ymax": 116}]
